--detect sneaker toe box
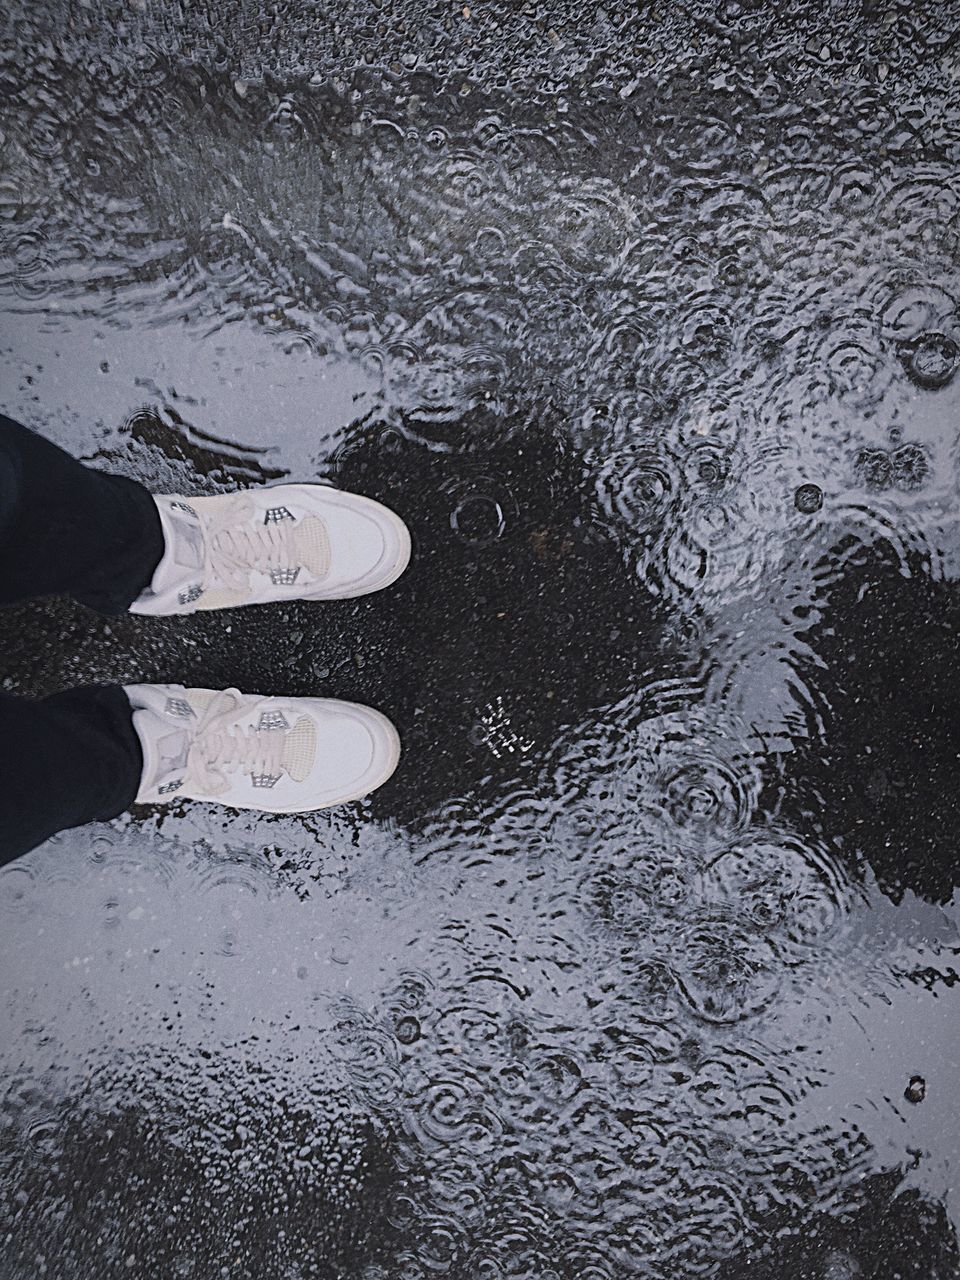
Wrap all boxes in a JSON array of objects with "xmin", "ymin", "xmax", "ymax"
[
  {"xmin": 300, "ymin": 700, "xmax": 401, "ymax": 808},
  {"xmin": 319, "ymin": 495, "xmax": 411, "ymax": 596}
]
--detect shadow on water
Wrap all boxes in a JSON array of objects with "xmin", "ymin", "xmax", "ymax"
[
  {"xmin": 718, "ymin": 1168, "xmax": 960, "ymax": 1280},
  {"xmin": 763, "ymin": 537, "xmax": 960, "ymax": 906},
  {"xmin": 332, "ymin": 404, "xmax": 678, "ymax": 824}
]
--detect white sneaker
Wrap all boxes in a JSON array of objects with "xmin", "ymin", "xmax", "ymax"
[
  {"xmin": 126, "ymin": 684, "xmax": 401, "ymax": 812},
  {"xmin": 131, "ymin": 484, "xmax": 411, "ymax": 615}
]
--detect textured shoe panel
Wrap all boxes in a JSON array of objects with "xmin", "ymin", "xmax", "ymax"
[
  {"xmin": 257, "ymin": 709, "xmax": 290, "ymax": 732},
  {"xmin": 164, "ymin": 696, "xmax": 196, "ymax": 719},
  {"xmin": 250, "ymin": 772, "xmax": 283, "ymax": 789},
  {"xmin": 293, "ymin": 515, "xmax": 332, "ymax": 579},
  {"xmin": 194, "ymin": 586, "xmax": 255, "ymax": 611},
  {"xmin": 189, "ymin": 492, "xmax": 244, "ymax": 517},
  {"xmin": 178, "ymin": 583, "xmax": 205, "ymax": 606},
  {"xmin": 182, "ymin": 687, "xmax": 222, "ymax": 713},
  {"xmin": 280, "ymin": 717, "xmax": 318, "ymax": 783},
  {"xmin": 263, "ymin": 505, "xmax": 295, "ymax": 523}
]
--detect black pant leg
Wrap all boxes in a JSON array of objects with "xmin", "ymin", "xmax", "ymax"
[
  {"xmin": 0, "ymin": 442, "xmax": 18, "ymax": 541},
  {"xmin": 0, "ymin": 414, "xmax": 164, "ymax": 615},
  {"xmin": 0, "ymin": 686, "xmax": 143, "ymax": 866}
]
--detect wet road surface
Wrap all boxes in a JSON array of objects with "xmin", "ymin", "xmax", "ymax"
[{"xmin": 2, "ymin": 1, "xmax": 960, "ymax": 1275}]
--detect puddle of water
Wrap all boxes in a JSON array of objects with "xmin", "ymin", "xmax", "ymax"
[{"xmin": 2, "ymin": 1, "xmax": 960, "ymax": 1276}]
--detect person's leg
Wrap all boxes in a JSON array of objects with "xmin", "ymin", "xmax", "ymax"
[
  {"xmin": 0, "ymin": 685, "xmax": 143, "ymax": 866},
  {"xmin": 0, "ymin": 413, "xmax": 411, "ymax": 616},
  {"xmin": 0, "ymin": 414, "xmax": 165, "ymax": 615},
  {"xmin": 0, "ymin": 678, "xmax": 402, "ymax": 864},
  {"xmin": 0, "ymin": 440, "xmax": 18, "ymax": 542}
]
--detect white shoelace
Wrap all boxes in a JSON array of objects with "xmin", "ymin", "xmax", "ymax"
[
  {"xmin": 185, "ymin": 691, "xmax": 288, "ymax": 793},
  {"xmin": 205, "ymin": 500, "xmax": 302, "ymax": 591}
]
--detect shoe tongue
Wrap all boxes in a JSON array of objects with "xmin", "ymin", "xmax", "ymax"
[
  {"xmin": 132, "ymin": 711, "xmax": 190, "ymax": 796},
  {"xmin": 138, "ymin": 498, "xmax": 206, "ymax": 609},
  {"xmin": 280, "ymin": 717, "xmax": 317, "ymax": 783}
]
